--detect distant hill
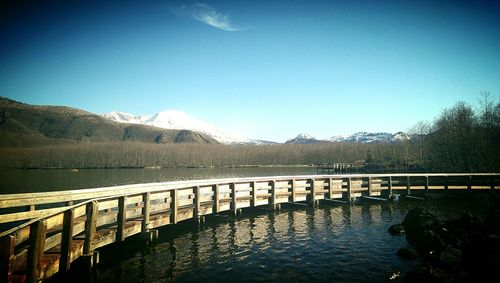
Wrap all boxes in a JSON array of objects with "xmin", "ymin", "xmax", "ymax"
[
  {"xmin": 285, "ymin": 133, "xmax": 330, "ymax": 144},
  {"xmin": 0, "ymin": 97, "xmax": 218, "ymax": 147}
]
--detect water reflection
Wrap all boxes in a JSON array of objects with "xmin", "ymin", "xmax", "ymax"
[{"xmin": 72, "ymin": 199, "xmax": 486, "ymax": 283}]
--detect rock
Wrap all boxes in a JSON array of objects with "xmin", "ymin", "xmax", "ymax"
[
  {"xmin": 388, "ymin": 224, "xmax": 405, "ymax": 235},
  {"xmin": 417, "ymin": 229, "xmax": 445, "ymax": 255},
  {"xmin": 401, "ymin": 207, "xmax": 440, "ymax": 242},
  {"xmin": 439, "ymin": 246, "xmax": 462, "ymax": 265},
  {"xmin": 397, "ymin": 248, "xmax": 418, "ymax": 260}
]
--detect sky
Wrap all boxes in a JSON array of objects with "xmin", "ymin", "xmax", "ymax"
[{"xmin": 1, "ymin": 0, "xmax": 499, "ymax": 142}]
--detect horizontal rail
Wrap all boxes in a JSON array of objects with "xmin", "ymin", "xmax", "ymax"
[{"xmin": 0, "ymin": 173, "xmax": 499, "ymax": 283}]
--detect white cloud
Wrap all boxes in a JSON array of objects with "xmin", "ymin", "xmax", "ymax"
[{"xmin": 173, "ymin": 3, "xmax": 240, "ymax": 31}]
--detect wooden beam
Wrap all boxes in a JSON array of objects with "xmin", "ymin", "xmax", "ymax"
[
  {"xmin": 425, "ymin": 176, "xmax": 429, "ymax": 195},
  {"xmin": 59, "ymin": 208, "xmax": 74, "ymax": 272},
  {"xmin": 388, "ymin": 176, "xmax": 393, "ymax": 197},
  {"xmin": 270, "ymin": 180, "xmax": 276, "ymax": 209},
  {"xmin": 0, "ymin": 235, "xmax": 14, "ymax": 283},
  {"xmin": 141, "ymin": 192, "xmax": 150, "ymax": 233},
  {"xmin": 328, "ymin": 178, "xmax": 333, "ymax": 199},
  {"xmin": 194, "ymin": 186, "xmax": 201, "ymax": 220},
  {"xmin": 367, "ymin": 177, "xmax": 372, "ymax": 197},
  {"xmin": 291, "ymin": 179, "xmax": 297, "ymax": 202},
  {"xmin": 27, "ymin": 219, "xmax": 47, "ymax": 283},
  {"xmin": 467, "ymin": 175, "xmax": 472, "ymax": 192},
  {"xmin": 230, "ymin": 183, "xmax": 237, "ymax": 213}
]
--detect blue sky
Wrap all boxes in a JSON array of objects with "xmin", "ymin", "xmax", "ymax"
[{"xmin": 1, "ymin": 0, "xmax": 499, "ymax": 142}]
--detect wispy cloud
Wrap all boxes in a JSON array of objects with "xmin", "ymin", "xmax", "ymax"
[{"xmin": 173, "ymin": 3, "xmax": 240, "ymax": 31}]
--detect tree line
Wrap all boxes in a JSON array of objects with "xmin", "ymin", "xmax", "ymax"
[{"xmin": 0, "ymin": 92, "xmax": 498, "ymax": 172}]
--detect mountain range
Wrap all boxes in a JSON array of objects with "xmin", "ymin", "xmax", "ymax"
[
  {"xmin": 285, "ymin": 132, "xmax": 409, "ymax": 144},
  {"xmin": 0, "ymin": 97, "xmax": 217, "ymax": 147}
]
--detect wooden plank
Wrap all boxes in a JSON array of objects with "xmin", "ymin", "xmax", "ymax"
[
  {"xmin": 0, "ymin": 235, "xmax": 14, "ymax": 283},
  {"xmin": 142, "ymin": 192, "xmax": 150, "ymax": 232},
  {"xmin": 59, "ymin": 208, "xmax": 74, "ymax": 272},
  {"xmin": 83, "ymin": 201, "xmax": 98, "ymax": 255},
  {"xmin": 27, "ymin": 219, "xmax": 47, "ymax": 283},
  {"xmin": 368, "ymin": 177, "xmax": 372, "ymax": 196},
  {"xmin": 309, "ymin": 179, "xmax": 316, "ymax": 205},
  {"xmin": 347, "ymin": 178, "xmax": 352, "ymax": 203},
  {"xmin": 270, "ymin": 180, "xmax": 276, "ymax": 208},
  {"xmin": 213, "ymin": 184, "xmax": 220, "ymax": 213}
]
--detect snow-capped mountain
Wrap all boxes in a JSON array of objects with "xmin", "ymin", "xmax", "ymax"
[
  {"xmin": 285, "ymin": 133, "xmax": 329, "ymax": 144},
  {"xmin": 102, "ymin": 110, "xmax": 253, "ymax": 144},
  {"xmin": 329, "ymin": 132, "xmax": 409, "ymax": 143},
  {"xmin": 286, "ymin": 132, "xmax": 410, "ymax": 144},
  {"xmin": 102, "ymin": 111, "xmax": 150, "ymax": 124}
]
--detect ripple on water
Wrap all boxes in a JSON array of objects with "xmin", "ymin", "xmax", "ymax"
[{"xmin": 82, "ymin": 198, "xmax": 487, "ymax": 283}]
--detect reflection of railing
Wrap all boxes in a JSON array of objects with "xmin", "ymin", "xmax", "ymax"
[{"xmin": 0, "ymin": 173, "xmax": 499, "ymax": 283}]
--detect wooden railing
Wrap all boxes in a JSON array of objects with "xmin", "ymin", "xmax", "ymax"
[{"xmin": 0, "ymin": 173, "xmax": 499, "ymax": 283}]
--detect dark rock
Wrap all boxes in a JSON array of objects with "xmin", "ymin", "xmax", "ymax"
[
  {"xmin": 417, "ymin": 229, "xmax": 445, "ymax": 255},
  {"xmin": 439, "ymin": 246, "xmax": 461, "ymax": 265},
  {"xmin": 397, "ymin": 248, "xmax": 418, "ymax": 260},
  {"xmin": 401, "ymin": 207, "xmax": 440, "ymax": 242},
  {"xmin": 388, "ymin": 224, "xmax": 405, "ymax": 235}
]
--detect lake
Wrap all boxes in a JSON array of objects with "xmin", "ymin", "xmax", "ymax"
[
  {"xmin": 49, "ymin": 197, "xmax": 487, "ymax": 283},
  {"xmin": 0, "ymin": 167, "xmax": 317, "ymax": 194}
]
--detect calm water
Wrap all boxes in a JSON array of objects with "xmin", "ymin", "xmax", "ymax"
[
  {"xmin": 54, "ymin": 198, "xmax": 487, "ymax": 283},
  {"xmin": 0, "ymin": 167, "xmax": 317, "ymax": 194}
]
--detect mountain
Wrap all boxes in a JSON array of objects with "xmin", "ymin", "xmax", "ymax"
[
  {"xmin": 102, "ymin": 110, "xmax": 262, "ymax": 144},
  {"xmin": 285, "ymin": 131, "xmax": 410, "ymax": 144},
  {"xmin": 330, "ymin": 132, "xmax": 409, "ymax": 143},
  {"xmin": 285, "ymin": 133, "xmax": 329, "ymax": 144},
  {"xmin": 0, "ymin": 97, "xmax": 217, "ymax": 147}
]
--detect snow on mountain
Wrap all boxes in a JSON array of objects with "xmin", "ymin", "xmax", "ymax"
[
  {"xmin": 102, "ymin": 110, "xmax": 252, "ymax": 144},
  {"xmin": 329, "ymin": 132, "xmax": 409, "ymax": 143},
  {"xmin": 285, "ymin": 133, "xmax": 329, "ymax": 144},
  {"xmin": 102, "ymin": 111, "xmax": 150, "ymax": 124}
]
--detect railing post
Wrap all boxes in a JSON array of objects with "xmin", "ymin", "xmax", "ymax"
[
  {"xmin": 467, "ymin": 175, "xmax": 472, "ymax": 192},
  {"xmin": 0, "ymin": 235, "xmax": 14, "ymax": 283},
  {"xmin": 328, "ymin": 178, "xmax": 334, "ymax": 199},
  {"xmin": 251, "ymin": 181, "xmax": 257, "ymax": 207},
  {"xmin": 141, "ymin": 192, "xmax": 150, "ymax": 233},
  {"xmin": 270, "ymin": 180, "xmax": 277, "ymax": 210},
  {"xmin": 84, "ymin": 201, "xmax": 98, "ymax": 255},
  {"xmin": 27, "ymin": 219, "xmax": 47, "ymax": 283},
  {"xmin": 171, "ymin": 189, "xmax": 178, "ymax": 224},
  {"xmin": 309, "ymin": 179, "xmax": 316, "ymax": 206},
  {"xmin": 194, "ymin": 186, "xmax": 201, "ymax": 222},
  {"xmin": 59, "ymin": 208, "xmax": 75, "ymax": 272},
  {"xmin": 213, "ymin": 184, "xmax": 220, "ymax": 213},
  {"xmin": 388, "ymin": 177, "xmax": 393, "ymax": 198},
  {"xmin": 444, "ymin": 176, "xmax": 449, "ymax": 193},
  {"xmin": 406, "ymin": 176, "xmax": 411, "ymax": 196},
  {"xmin": 291, "ymin": 179, "xmax": 297, "ymax": 202},
  {"xmin": 367, "ymin": 177, "xmax": 372, "ymax": 197},
  {"xmin": 346, "ymin": 178, "xmax": 352, "ymax": 204},
  {"xmin": 117, "ymin": 196, "xmax": 127, "ymax": 242},
  {"xmin": 424, "ymin": 176, "xmax": 429, "ymax": 196},
  {"xmin": 230, "ymin": 183, "xmax": 237, "ymax": 215}
]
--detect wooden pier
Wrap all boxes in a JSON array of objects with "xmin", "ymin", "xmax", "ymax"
[{"xmin": 0, "ymin": 173, "xmax": 499, "ymax": 283}]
